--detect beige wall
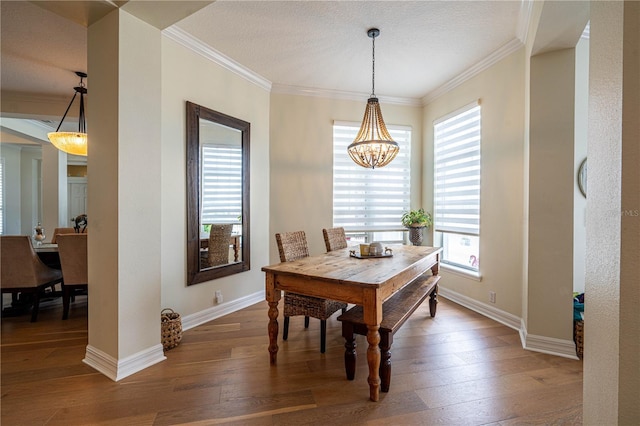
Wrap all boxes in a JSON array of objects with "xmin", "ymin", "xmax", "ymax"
[
  {"xmin": 160, "ymin": 36, "xmax": 271, "ymax": 316},
  {"xmin": 584, "ymin": 1, "xmax": 640, "ymax": 423},
  {"xmin": 528, "ymin": 47, "xmax": 576, "ymax": 340},
  {"xmin": 87, "ymin": 10, "xmax": 163, "ymax": 363},
  {"xmin": 268, "ymin": 93, "xmax": 422, "ymax": 263},
  {"xmin": 423, "ymin": 48, "xmax": 526, "ymax": 317}
]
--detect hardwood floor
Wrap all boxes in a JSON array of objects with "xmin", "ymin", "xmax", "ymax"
[{"xmin": 1, "ymin": 295, "xmax": 583, "ymax": 425}]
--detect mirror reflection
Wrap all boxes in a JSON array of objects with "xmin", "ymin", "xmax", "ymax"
[
  {"xmin": 187, "ymin": 102, "xmax": 250, "ymax": 285},
  {"xmin": 199, "ymin": 120, "xmax": 243, "ymax": 268}
]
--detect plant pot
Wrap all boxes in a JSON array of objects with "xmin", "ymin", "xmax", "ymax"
[{"xmin": 408, "ymin": 226, "xmax": 425, "ymax": 246}]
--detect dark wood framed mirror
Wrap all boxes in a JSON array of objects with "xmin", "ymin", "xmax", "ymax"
[{"xmin": 186, "ymin": 101, "xmax": 250, "ymax": 285}]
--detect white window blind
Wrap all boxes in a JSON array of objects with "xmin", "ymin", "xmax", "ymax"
[
  {"xmin": 333, "ymin": 122, "xmax": 411, "ymax": 231},
  {"xmin": 201, "ymin": 145, "xmax": 242, "ymax": 224},
  {"xmin": 434, "ymin": 102, "xmax": 481, "ymax": 236},
  {"xmin": 0, "ymin": 159, "xmax": 3, "ymax": 234}
]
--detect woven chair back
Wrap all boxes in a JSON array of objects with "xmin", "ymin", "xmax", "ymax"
[
  {"xmin": 322, "ymin": 227, "xmax": 347, "ymax": 252},
  {"xmin": 208, "ymin": 224, "xmax": 234, "ymax": 266},
  {"xmin": 276, "ymin": 231, "xmax": 309, "ymax": 262}
]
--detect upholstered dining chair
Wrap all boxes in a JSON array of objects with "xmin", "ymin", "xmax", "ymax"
[
  {"xmin": 56, "ymin": 233, "xmax": 88, "ymax": 320},
  {"xmin": 51, "ymin": 227, "xmax": 76, "ymax": 244},
  {"xmin": 0, "ymin": 235, "xmax": 63, "ymax": 322},
  {"xmin": 322, "ymin": 227, "xmax": 348, "ymax": 252},
  {"xmin": 275, "ymin": 230, "xmax": 348, "ymax": 353},
  {"xmin": 208, "ymin": 224, "xmax": 234, "ymax": 267}
]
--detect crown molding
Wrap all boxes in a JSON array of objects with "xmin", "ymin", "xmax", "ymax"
[
  {"xmin": 162, "ymin": 26, "xmax": 272, "ymax": 92},
  {"xmin": 422, "ymin": 38, "xmax": 524, "ymax": 105},
  {"xmin": 271, "ymin": 84, "xmax": 422, "ymax": 107},
  {"xmin": 516, "ymin": 0, "xmax": 534, "ymax": 44}
]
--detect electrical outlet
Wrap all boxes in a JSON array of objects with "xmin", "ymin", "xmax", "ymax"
[
  {"xmin": 215, "ymin": 290, "xmax": 223, "ymax": 304},
  {"xmin": 489, "ymin": 291, "xmax": 496, "ymax": 304}
]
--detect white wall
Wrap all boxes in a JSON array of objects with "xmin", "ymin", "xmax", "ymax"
[
  {"xmin": 1, "ymin": 144, "xmax": 23, "ymax": 234},
  {"xmin": 423, "ymin": 49, "xmax": 526, "ymax": 317},
  {"xmin": 269, "ymin": 93, "xmax": 423, "ymax": 263},
  {"xmin": 160, "ymin": 36, "xmax": 271, "ymax": 316}
]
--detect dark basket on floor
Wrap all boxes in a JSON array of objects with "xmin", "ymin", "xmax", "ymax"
[
  {"xmin": 161, "ymin": 308, "xmax": 182, "ymax": 351},
  {"xmin": 574, "ymin": 319, "xmax": 584, "ymax": 359}
]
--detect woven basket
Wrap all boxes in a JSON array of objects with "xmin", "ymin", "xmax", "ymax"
[
  {"xmin": 574, "ymin": 319, "xmax": 584, "ymax": 359},
  {"xmin": 161, "ymin": 308, "xmax": 182, "ymax": 351}
]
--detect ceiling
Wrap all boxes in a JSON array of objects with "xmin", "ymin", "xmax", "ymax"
[
  {"xmin": 2, "ymin": 1, "xmax": 589, "ymax": 147},
  {"xmin": 1, "ymin": 0, "xmax": 527, "ymax": 103}
]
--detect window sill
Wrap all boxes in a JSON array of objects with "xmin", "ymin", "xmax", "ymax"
[{"xmin": 440, "ymin": 263, "xmax": 482, "ymax": 282}]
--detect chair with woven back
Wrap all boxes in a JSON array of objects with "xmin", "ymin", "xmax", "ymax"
[
  {"xmin": 0, "ymin": 235, "xmax": 63, "ymax": 322},
  {"xmin": 207, "ymin": 224, "xmax": 234, "ymax": 267},
  {"xmin": 322, "ymin": 227, "xmax": 348, "ymax": 252},
  {"xmin": 56, "ymin": 233, "xmax": 88, "ymax": 320},
  {"xmin": 275, "ymin": 230, "xmax": 348, "ymax": 353}
]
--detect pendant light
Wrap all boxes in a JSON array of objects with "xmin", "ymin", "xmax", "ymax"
[
  {"xmin": 48, "ymin": 71, "xmax": 88, "ymax": 156},
  {"xmin": 347, "ymin": 28, "xmax": 399, "ymax": 169}
]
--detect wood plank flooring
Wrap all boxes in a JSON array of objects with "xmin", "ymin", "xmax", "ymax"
[{"xmin": 1, "ymin": 295, "xmax": 583, "ymax": 425}]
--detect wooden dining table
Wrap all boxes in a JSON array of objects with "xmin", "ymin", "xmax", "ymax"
[
  {"xmin": 34, "ymin": 243, "xmax": 61, "ymax": 269},
  {"xmin": 262, "ymin": 244, "xmax": 441, "ymax": 401}
]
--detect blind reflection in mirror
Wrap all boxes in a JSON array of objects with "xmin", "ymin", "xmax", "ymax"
[{"xmin": 199, "ymin": 120, "xmax": 243, "ymax": 270}]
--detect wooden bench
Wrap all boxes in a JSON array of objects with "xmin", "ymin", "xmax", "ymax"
[{"xmin": 337, "ymin": 272, "xmax": 441, "ymax": 392}]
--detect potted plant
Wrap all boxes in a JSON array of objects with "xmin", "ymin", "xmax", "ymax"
[{"xmin": 401, "ymin": 208, "xmax": 432, "ymax": 246}]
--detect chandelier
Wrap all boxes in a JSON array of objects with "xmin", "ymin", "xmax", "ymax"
[
  {"xmin": 48, "ymin": 71, "xmax": 88, "ymax": 156},
  {"xmin": 347, "ymin": 28, "xmax": 399, "ymax": 169}
]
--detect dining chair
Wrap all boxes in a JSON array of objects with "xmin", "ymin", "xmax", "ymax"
[
  {"xmin": 208, "ymin": 224, "xmax": 234, "ymax": 267},
  {"xmin": 51, "ymin": 227, "xmax": 76, "ymax": 244},
  {"xmin": 276, "ymin": 231, "xmax": 347, "ymax": 353},
  {"xmin": 56, "ymin": 233, "xmax": 88, "ymax": 320},
  {"xmin": 0, "ymin": 235, "xmax": 63, "ymax": 322},
  {"xmin": 322, "ymin": 227, "xmax": 348, "ymax": 252}
]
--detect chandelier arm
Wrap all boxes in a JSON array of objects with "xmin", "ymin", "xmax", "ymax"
[{"xmin": 54, "ymin": 92, "xmax": 78, "ymax": 132}]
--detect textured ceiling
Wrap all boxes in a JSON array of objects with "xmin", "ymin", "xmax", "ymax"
[
  {"xmin": 1, "ymin": 0, "xmax": 524, "ymax": 103},
  {"xmin": 176, "ymin": 1, "xmax": 523, "ymax": 100}
]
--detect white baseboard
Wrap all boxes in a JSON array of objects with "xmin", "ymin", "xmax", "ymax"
[
  {"xmin": 83, "ymin": 344, "xmax": 166, "ymax": 381},
  {"xmin": 438, "ymin": 286, "xmax": 578, "ymax": 360},
  {"xmin": 438, "ymin": 286, "xmax": 521, "ymax": 330},
  {"xmin": 520, "ymin": 319, "xmax": 580, "ymax": 360},
  {"xmin": 181, "ymin": 290, "xmax": 265, "ymax": 331}
]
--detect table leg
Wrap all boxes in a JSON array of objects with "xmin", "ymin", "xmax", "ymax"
[
  {"xmin": 366, "ymin": 324, "xmax": 381, "ymax": 401},
  {"xmin": 265, "ymin": 273, "xmax": 280, "ymax": 365}
]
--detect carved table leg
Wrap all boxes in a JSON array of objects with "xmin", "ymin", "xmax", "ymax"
[
  {"xmin": 366, "ymin": 324, "xmax": 381, "ymax": 402},
  {"xmin": 268, "ymin": 300, "xmax": 279, "ymax": 364},
  {"xmin": 343, "ymin": 322, "xmax": 357, "ymax": 380},
  {"xmin": 266, "ymin": 273, "xmax": 280, "ymax": 365},
  {"xmin": 379, "ymin": 331, "xmax": 392, "ymax": 392},
  {"xmin": 429, "ymin": 284, "xmax": 439, "ymax": 318}
]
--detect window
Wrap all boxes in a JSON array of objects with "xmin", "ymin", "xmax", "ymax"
[
  {"xmin": 0, "ymin": 158, "xmax": 3, "ymax": 234},
  {"xmin": 433, "ymin": 102, "xmax": 481, "ymax": 271},
  {"xmin": 333, "ymin": 122, "xmax": 411, "ymax": 244},
  {"xmin": 201, "ymin": 144, "xmax": 242, "ymax": 230}
]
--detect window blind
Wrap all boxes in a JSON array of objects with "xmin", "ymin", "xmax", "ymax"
[
  {"xmin": 333, "ymin": 122, "xmax": 411, "ymax": 231},
  {"xmin": 433, "ymin": 102, "xmax": 481, "ymax": 236},
  {"xmin": 201, "ymin": 145, "xmax": 242, "ymax": 224},
  {"xmin": 0, "ymin": 159, "xmax": 3, "ymax": 234}
]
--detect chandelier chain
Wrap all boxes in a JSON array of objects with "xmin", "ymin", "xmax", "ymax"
[{"xmin": 371, "ymin": 33, "xmax": 375, "ymax": 97}]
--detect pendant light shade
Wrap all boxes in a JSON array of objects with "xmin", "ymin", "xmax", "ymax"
[
  {"xmin": 48, "ymin": 71, "xmax": 88, "ymax": 156},
  {"xmin": 347, "ymin": 28, "xmax": 398, "ymax": 169}
]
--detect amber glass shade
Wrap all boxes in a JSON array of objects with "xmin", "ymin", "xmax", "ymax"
[
  {"xmin": 347, "ymin": 97, "xmax": 399, "ymax": 169},
  {"xmin": 48, "ymin": 132, "xmax": 88, "ymax": 156}
]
